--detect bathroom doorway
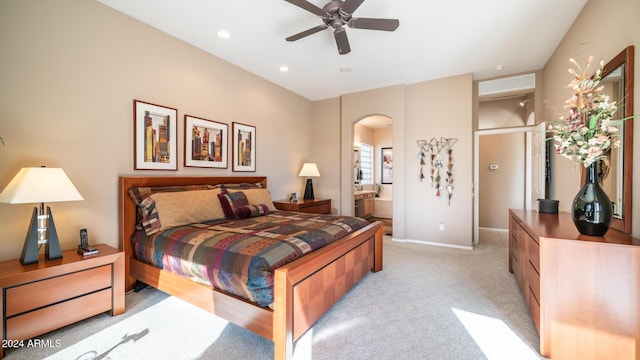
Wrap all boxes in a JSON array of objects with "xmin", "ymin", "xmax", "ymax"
[{"xmin": 354, "ymin": 115, "xmax": 393, "ymax": 235}]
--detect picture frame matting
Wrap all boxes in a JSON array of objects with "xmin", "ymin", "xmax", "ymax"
[
  {"xmin": 184, "ymin": 115, "xmax": 228, "ymax": 169},
  {"xmin": 133, "ymin": 99, "xmax": 178, "ymax": 171},
  {"xmin": 232, "ymin": 122, "xmax": 256, "ymax": 172}
]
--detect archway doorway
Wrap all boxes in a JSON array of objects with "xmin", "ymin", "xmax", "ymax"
[{"xmin": 354, "ymin": 115, "xmax": 393, "ymax": 235}]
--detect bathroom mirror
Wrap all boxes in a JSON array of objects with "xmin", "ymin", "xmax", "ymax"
[{"xmin": 598, "ymin": 46, "xmax": 634, "ymax": 233}]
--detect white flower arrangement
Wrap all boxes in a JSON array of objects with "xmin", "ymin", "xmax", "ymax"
[{"xmin": 548, "ymin": 56, "xmax": 623, "ymax": 167}]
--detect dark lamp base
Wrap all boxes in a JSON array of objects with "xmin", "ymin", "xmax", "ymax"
[
  {"xmin": 20, "ymin": 206, "xmax": 63, "ymax": 265},
  {"xmin": 303, "ymin": 178, "xmax": 315, "ymax": 200}
]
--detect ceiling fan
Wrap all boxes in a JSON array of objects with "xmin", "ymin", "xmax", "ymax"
[{"xmin": 285, "ymin": 0, "xmax": 399, "ymax": 55}]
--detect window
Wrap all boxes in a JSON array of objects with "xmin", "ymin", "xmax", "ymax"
[{"xmin": 359, "ymin": 143, "xmax": 373, "ymax": 185}]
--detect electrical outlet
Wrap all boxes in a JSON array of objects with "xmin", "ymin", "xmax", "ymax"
[{"xmin": 439, "ymin": 222, "xmax": 445, "ymax": 231}]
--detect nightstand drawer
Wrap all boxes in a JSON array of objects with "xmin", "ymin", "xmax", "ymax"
[
  {"xmin": 298, "ymin": 202, "xmax": 331, "ymax": 214},
  {"xmin": 5, "ymin": 265, "xmax": 112, "ymax": 317},
  {"xmin": 273, "ymin": 199, "xmax": 331, "ymax": 214},
  {"xmin": 5, "ymin": 288, "xmax": 112, "ymax": 340}
]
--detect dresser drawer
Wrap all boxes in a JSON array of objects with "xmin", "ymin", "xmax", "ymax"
[
  {"xmin": 527, "ymin": 261, "xmax": 540, "ymax": 304},
  {"xmin": 6, "ymin": 288, "xmax": 112, "ymax": 340},
  {"xmin": 527, "ymin": 234, "xmax": 540, "ymax": 273},
  {"xmin": 5, "ymin": 265, "xmax": 112, "ymax": 317},
  {"xmin": 528, "ymin": 288, "xmax": 540, "ymax": 332}
]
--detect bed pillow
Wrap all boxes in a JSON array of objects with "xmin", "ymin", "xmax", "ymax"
[
  {"xmin": 218, "ymin": 191, "xmax": 270, "ymax": 219},
  {"xmin": 226, "ymin": 188, "xmax": 276, "ymax": 211},
  {"xmin": 217, "ymin": 182, "xmax": 264, "ymax": 191},
  {"xmin": 233, "ymin": 204, "xmax": 270, "ymax": 219},
  {"xmin": 138, "ymin": 188, "xmax": 225, "ymax": 235},
  {"xmin": 128, "ymin": 184, "xmax": 214, "ymax": 204}
]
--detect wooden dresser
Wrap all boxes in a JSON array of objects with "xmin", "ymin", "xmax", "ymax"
[{"xmin": 509, "ymin": 209, "xmax": 640, "ymax": 360}]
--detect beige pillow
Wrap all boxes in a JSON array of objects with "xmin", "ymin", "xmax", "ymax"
[
  {"xmin": 151, "ymin": 189, "xmax": 225, "ymax": 230},
  {"xmin": 227, "ymin": 188, "xmax": 276, "ymax": 211}
]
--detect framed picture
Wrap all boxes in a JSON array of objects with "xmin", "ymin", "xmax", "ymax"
[
  {"xmin": 184, "ymin": 115, "xmax": 228, "ymax": 168},
  {"xmin": 134, "ymin": 100, "xmax": 178, "ymax": 170},
  {"xmin": 381, "ymin": 147, "xmax": 393, "ymax": 184},
  {"xmin": 232, "ymin": 122, "xmax": 256, "ymax": 172}
]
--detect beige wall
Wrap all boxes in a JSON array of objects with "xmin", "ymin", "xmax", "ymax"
[
  {"xmin": 479, "ymin": 98, "xmax": 528, "ymax": 129},
  {"xmin": 354, "ymin": 123, "xmax": 375, "ymax": 148},
  {"xmin": 405, "ymin": 74, "xmax": 473, "ymax": 247},
  {"xmin": 311, "ymin": 97, "xmax": 341, "ymax": 214},
  {"xmin": 479, "ymin": 133, "xmax": 526, "ymax": 228},
  {"xmin": 0, "ymin": 0, "xmax": 313, "ymax": 260},
  {"xmin": 542, "ymin": 0, "xmax": 640, "ymax": 237}
]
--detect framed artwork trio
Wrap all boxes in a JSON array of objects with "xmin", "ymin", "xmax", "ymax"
[{"xmin": 133, "ymin": 99, "xmax": 255, "ymax": 172}]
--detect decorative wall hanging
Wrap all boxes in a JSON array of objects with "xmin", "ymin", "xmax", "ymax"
[
  {"xmin": 442, "ymin": 138, "xmax": 458, "ymax": 205},
  {"xmin": 184, "ymin": 115, "xmax": 228, "ymax": 169},
  {"xmin": 134, "ymin": 100, "xmax": 178, "ymax": 171},
  {"xmin": 232, "ymin": 122, "xmax": 256, "ymax": 172},
  {"xmin": 416, "ymin": 137, "xmax": 458, "ymax": 205},
  {"xmin": 416, "ymin": 140, "xmax": 427, "ymax": 182},
  {"xmin": 428, "ymin": 138, "xmax": 443, "ymax": 198}
]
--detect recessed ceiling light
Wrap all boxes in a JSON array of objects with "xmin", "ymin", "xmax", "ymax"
[
  {"xmin": 279, "ymin": 65, "xmax": 289, "ymax": 72},
  {"xmin": 217, "ymin": 30, "xmax": 231, "ymax": 39},
  {"xmin": 339, "ymin": 66, "xmax": 352, "ymax": 73},
  {"xmin": 495, "ymin": 65, "xmax": 504, "ymax": 71}
]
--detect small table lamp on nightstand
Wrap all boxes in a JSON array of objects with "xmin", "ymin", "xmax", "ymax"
[
  {"xmin": 298, "ymin": 163, "xmax": 321, "ymax": 200},
  {"xmin": 0, "ymin": 166, "xmax": 83, "ymax": 264}
]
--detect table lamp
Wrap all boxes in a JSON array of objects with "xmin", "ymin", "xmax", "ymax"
[
  {"xmin": 298, "ymin": 163, "xmax": 321, "ymax": 200},
  {"xmin": 0, "ymin": 166, "xmax": 83, "ymax": 264}
]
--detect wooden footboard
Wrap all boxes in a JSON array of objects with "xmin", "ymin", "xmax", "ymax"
[
  {"xmin": 274, "ymin": 222, "xmax": 383, "ymax": 359},
  {"xmin": 119, "ymin": 176, "xmax": 383, "ymax": 360}
]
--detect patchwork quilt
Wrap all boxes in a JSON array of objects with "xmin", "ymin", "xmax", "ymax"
[{"xmin": 131, "ymin": 211, "xmax": 369, "ymax": 307}]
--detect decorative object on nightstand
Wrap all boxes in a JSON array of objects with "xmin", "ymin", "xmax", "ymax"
[
  {"xmin": 298, "ymin": 162, "xmax": 320, "ymax": 200},
  {"xmin": 0, "ymin": 166, "xmax": 83, "ymax": 264},
  {"xmin": 77, "ymin": 228, "xmax": 99, "ymax": 256}
]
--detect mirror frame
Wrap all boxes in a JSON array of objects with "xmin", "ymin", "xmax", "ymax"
[{"xmin": 600, "ymin": 46, "xmax": 634, "ymax": 233}]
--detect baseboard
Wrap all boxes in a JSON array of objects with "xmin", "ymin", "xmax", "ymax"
[
  {"xmin": 479, "ymin": 227, "xmax": 508, "ymax": 233},
  {"xmin": 391, "ymin": 237, "xmax": 474, "ymax": 250}
]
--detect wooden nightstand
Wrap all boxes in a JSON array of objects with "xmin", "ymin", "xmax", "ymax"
[
  {"xmin": 0, "ymin": 244, "xmax": 124, "ymax": 358},
  {"xmin": 273, "ymin": 198, "xmax": 331, "ymax": 214}
]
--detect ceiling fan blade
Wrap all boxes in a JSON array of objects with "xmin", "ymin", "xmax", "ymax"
[
  {"xmin": 286, "ymin": 24, "xmax": 329, "ymax": 41},
  {"xmin": 334, "ymin": 27, "xmax": 351, "ymax": 55},
  {"xmin": 340, "ymin": 0, "xmax": 365, "ymax": 16},
  {"xmin": 284, "ymin": 0, "xmax": 328, "ymax": 17},
  {"xmin": 348, "ymin": 17, "xmax": 399, "ymax": 31}
]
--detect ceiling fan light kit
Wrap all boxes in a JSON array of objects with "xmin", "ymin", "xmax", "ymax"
[{"xmin": 285, "ymin": 0, "xmax": 399, "ymax": 55}]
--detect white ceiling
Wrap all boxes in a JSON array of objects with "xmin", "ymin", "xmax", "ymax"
[{"xmin": 97, "ymin": 0, "xmax": 587, "ymax": 101}]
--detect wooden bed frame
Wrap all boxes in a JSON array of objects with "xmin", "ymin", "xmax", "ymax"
[{"xmin": 118, "ymin": 176, "xmax": 383, "ymax": 360}]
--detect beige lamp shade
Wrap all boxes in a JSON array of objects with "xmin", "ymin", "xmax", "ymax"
[
  {"xmin": 298, "ymin": 163, "xmax": 321, "ymax": 177},
  {"xmin": 0, "ymin": 167, "xmax": 84, "ymax": 204}
]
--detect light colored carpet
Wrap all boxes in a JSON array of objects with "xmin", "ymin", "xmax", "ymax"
[{"xmin": 5, "ymin": 234, "xmax": 542, "ymax": 360}]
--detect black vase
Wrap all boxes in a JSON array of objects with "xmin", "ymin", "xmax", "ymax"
[{"xmin": 571, "ymin": 162, "xmax": 612, "ymax": 236}]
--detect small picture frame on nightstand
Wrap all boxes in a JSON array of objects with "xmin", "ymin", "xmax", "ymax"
[{"xmin": 289, "ymin": 193, "xmax": 298, "ymax": 203}]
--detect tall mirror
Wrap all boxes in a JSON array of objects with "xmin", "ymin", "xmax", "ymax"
[{"xmin": 599, "ymin": 46, "xmax": 634, "ymax": 233}]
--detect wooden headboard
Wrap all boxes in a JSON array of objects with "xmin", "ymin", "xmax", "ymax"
[{"xmin": 118, "ymin": 176, "xmax": 268, "ymax": 290}]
